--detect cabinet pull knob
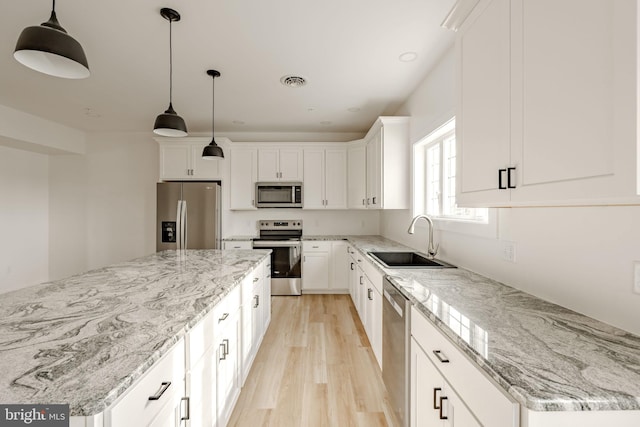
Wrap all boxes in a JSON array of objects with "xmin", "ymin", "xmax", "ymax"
[
  {"xmin": 253, "ymin": 277, "xmax": 260, "ymax": 282},
  {"xmin": 433, "ymin": 387, "xmax": 442, "ymax": 409},
  {"xmin": 367, "ymin": 288, "xmax": 373, "ymax": 300},
  {"xmin": 498, "ymin": 168, "xmax": 507, "ymax": 189},
  {"xmin": 180, "ymin": 396, "xmax": 190, "ymax": 421},
  {"xmin": 433, "ymin": 350, "xmax": 450, "ymax": 363},
  {"xmin": 218, "ymin": 312, "xmax": 229, "ymax": 323},
  {"xmin": 350, "ymin": 262, "xmax": 354, "ymax": 271},
  {"xmin": 439, "ymin": 396, "xmax": 448, "ymax": 420},
  {"xmin": 223, "ymin": 338, "xmax": 229, "ymax": 356},
  {"xmin": 148, "ymin": 381, "xmax": 171, "ymax": 400},
  {"xmin": 254, "ymin": 295, "xmax": 259, "ymax": 308},
  {"xmin": 359, "ymin": 276, "xmax": 364, "ymax": 285},
  {"xmin": 372, "ymin": 197, "xmax": 377, "ymax": 205},
  {"xmin": 507, "ymin": 166, "xmax": 516, "ymax": 189}
]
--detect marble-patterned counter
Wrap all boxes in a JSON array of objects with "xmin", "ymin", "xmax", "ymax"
[
  {"xmin": 343, "ymin": 235, "xmax": 640, "ymax": 412},
  {"xmin": 0, "ymin": 249, "xmax": 270, "ymax": 416}
]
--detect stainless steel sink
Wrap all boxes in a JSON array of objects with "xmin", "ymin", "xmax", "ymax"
[{"xmin": 368, "ymin": 251, "xmax": 455, "ymax": 269}]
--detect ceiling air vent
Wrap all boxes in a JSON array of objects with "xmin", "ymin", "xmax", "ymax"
[{"xmin": 280, "ymin": 75, "xmax": 307, "ymax": 88}]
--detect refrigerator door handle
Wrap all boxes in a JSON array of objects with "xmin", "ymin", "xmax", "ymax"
[
  {"xmin": 175, "ymin": 201, "xmax": 183, "ymax": 251},
  {"xmin": 181, "ymin": 200, "xmax": 188, "ymax": 250}
]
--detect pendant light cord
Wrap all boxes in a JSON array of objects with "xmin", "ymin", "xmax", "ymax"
[
  {"xmin": 52, "ymin": 0, "xmax": 56, "ymax": 12},
  {"xmin": 211, "ymin": 76, "xmax": 215, "ymax": 136},
  {"xmin": 169, "ymin": 18, "xmax": 173, "ymax": 105}
]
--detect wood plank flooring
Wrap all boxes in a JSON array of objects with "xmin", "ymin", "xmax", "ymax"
[{"xmin": 228, "ymin": 294, "xmax": 399, "ymax": 427}]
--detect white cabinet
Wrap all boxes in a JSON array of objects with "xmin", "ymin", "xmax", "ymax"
[
  {"xmin": 240, "ymin": 259, "xmax": 271, "ymax": 386},
  {"xmin": 411, "ymin": 337, "xmax": 480, "ymax": 427},
  {"xmin": 331, "ymin": 241, "xmax": 349, "ymax": 292},
  {"xmin": 214, "ymin": 288, "xmax": 241, "ymax": 427},
  {"xmin": 158, "ymin": 139, "xmax": 225, "ymax": 181},
  {"xmin": 107, "ymin": 339, "xmax": 186, "ymax": 427},
  {"xmin": 302, "ymin": 241, "xmax": 331, "ymax": 291},
  {"xmin": 363, "ymin": 117, "xmax": 410, "ymax": 209},
  {"xmin": 303, "ymin": 147, "xmax": 347, "ymax": 209},
  {"xmin": 302, "ymin": 241, "xmax": 349, "ymax": 293},
  {"xmin": 456, "ymin": 0, "xmax": 640, "ymax": 207},
  {"xmin": 229, "ymin": 148, "xmax": 257, "ymax": 210},
  {"xmin": 223, "ymin": 240, "xmax": 253, "ymax": 250},
  {"xmin": 347, "ymin": 142, "xmax": 367, "ymax": 209},
  {"xmin": 411, "ymin": 306, "xmax": 519, "ymax": 427},
  {"xmin": 257, "ymin": 148, "xmax": 303, "ymax": 181}
]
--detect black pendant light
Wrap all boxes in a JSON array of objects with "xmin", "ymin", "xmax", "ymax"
[
  {"xmin": 202, "ymin": 69, "xmax": 224, "ymax": 159},
  {"xmin": 153, "ymin": 8, "xmax": 187, "ymax": 137},
  {"xmin": 14, "ymin": 0, "xmax": 89, "ymax": 79}
]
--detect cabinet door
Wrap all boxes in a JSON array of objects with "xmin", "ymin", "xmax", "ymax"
[
  {"xmin": 330, "ymin": 241, "xmax": 349, "ymax": 291},
  {"xmin": 324, "ymin": 149, "xmax": 347, "ymax": 209},
  {"xmin": 191, "ymin": 144, "xmax": 221, "ymax": 179},
  {"xmin": 187, "ymin": 345, "xmax": 217, "ymax": 427},
  {"xmin": 303, "ymin": 149, "xmax": 325, "ymax": 209},
  {"xmin": 302, "ymin": 251, "xmax": 330, "ymax": 290},
  {"xmin": 444, "ymin": 384, "xmax": 482, "ymax": 427},
  {"xmin": 230, "ymin": 148, "xmax": 257, "ymax": 210},
  {"xmin": 279, "ymin": 149, "xmax": 303, "ymax": 181},
  {"xmin": 348, "ymin": 253, "xmax": 358, "ymax": 305},
  {"xmin": 216, "ymin": 313, "xmax": 240, "ymax": 427},
  {"xmin": 366, "ymin": 130, "xmax": 383, "ymax": 209},
  {"xmin": 348, "ymin": 144, "xmax": 367, "ymax": 209},
  {"xmin": 257, "ymin": 148, "xmax": 280, "ymax": 181},
  {"xmin": 511, "ymin": 0, "xmax": 620, "ymax": 202},
  {"xmin": 411, "ymin": 338, "xmax": 445, "ymax": 427},
  {"xmin": 160, "ymin": 145, "xmax": 191, "ymax": 180},
  {"xmin": 251, "ymin": 276, "xmax": 263, "ymax": 347},
  {"xmin": 369, "ymin": 286, "xmax": 382, "ymax": 367},
  {"xmin": 262, "ymin": 259, "xmax": 271, "ymax": 327},
  {"xmin": 456, "ymin": 0, "xmax": 512, "ymax": 206}
]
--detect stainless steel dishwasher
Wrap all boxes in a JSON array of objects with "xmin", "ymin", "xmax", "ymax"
[{"xmin": 382, "ymin": 276, "xmax": 410, "ymax": 427}]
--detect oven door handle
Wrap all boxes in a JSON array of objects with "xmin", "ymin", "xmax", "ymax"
[{"xmin": 253, "ymin": 241, "xmax": 301, "ymax": 248}]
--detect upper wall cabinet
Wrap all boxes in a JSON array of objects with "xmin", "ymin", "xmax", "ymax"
[
  {"xmin": 257, "ymin": 148, "xmax": 303, "ymax": 181},
  {"xmin": 303, "ymin": 147, "xmax": 348, "ymax": 209},
  {"xmin": 347, "ymin": 141, "xmax": 367, "ymax": 209},
  {"xmin": 229, "ymin": 147, "xmax": 258, "ymax": 210},
  {"xmin": 456, "ymin": 0, "xmax": 640, "ymax": 207},
  {"xmin": 157, "ymin": 137, "xmax": 227, "ymax": 181},
  {"xmin": 364, "ymin": 117, "xmax": 410, "ymax": 209}
]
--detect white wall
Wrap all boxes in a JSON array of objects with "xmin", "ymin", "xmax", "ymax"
[
  {"xmin": 0, "ymin": 145, "xmax": 49, "ymax": 293},
  {"xmin": 382, "ymin": 47, "xmax": 640, "ymax": 335},
  {"xmin": 49, "ymin": 132, "xmax": 158, "ymax": 279}
]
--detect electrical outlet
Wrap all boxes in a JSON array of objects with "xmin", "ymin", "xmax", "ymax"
[
  {"xmin": 501, "ymin": 241, "xmax": 517, "ymax": 263},
  {"xmin": 634, "ymin": 261, "xmax": 640, "ymax": 294}
]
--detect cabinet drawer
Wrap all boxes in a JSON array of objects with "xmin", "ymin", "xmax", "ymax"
[
  {"xmin": 223, "ymin": 241, "xmax": 253, "ymax": 250},
  {"xmin": 361, "ymin": 256, "xmax": 383, "ymax": 294},
  {"xmin": 411, "ymin": 306, "xmax": 519, "ymax": 427},
  {"xmin": 212, "ymin": 286, "xmax": 241, "ymax": 337},
  {"xmin": 303, "ymin": 241, "xmax": 331, "ymax": 252},
  {"xmin": 109, "ymin": 339, "xmax": 185, "ymax": 427}
]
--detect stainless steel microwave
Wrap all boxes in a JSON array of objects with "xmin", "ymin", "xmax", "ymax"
[{"xmin": 255, "ymin": 182, "xmax": 303, "ymax": 208}]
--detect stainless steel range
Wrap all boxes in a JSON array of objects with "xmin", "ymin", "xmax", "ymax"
[{"xmin": 253, "ymin": 220, "xmax": 302, "ymax": 296}]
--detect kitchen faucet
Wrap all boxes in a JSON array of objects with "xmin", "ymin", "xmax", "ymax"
[{"xmin": 407, "ymin": 214, "xmax": 439, "ymax": 259}]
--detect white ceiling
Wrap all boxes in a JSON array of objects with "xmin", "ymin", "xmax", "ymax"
[{"xmin": 0, "ymin": 0, "xmax": 455, "ymax": 138}]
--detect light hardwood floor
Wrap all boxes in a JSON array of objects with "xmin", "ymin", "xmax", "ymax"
[{"xmin": 228, "ymin": 294, "xmax": 399, "ymax": 427}]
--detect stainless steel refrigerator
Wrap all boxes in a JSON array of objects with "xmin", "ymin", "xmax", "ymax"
[{"xmin": 156, "ymin": 182, "xmax": 221, "ymax": 251}]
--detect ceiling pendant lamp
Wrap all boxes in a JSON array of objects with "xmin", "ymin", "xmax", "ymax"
[
  {"xmin": 14, "ymin": 0, "xmax": 90, "ymax": 79},
  {"xmin": 153, "ymin": 8, "xmax": 187, "ymax": 137},
  {"xmin": 202, "ymin": 69, "xmax": 224, "ymax": 159}
]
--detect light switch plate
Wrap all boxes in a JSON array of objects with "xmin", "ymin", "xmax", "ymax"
[{"xmin": 634, "ymin": 261, "xmax": 640, "ymax": 294}]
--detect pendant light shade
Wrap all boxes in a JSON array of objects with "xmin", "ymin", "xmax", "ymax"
[
  {"xmin": 202, "ymin": 69, "xmax": 224, "ymax": 159},
  {"xmin": 153, "ymin": 8, "xmax": 187, "ymax": 137},
  {"xmin": 14, "ymin": 0, "xmax": 89, "ymax": 79}
]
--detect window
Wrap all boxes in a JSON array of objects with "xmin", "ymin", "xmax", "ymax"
[{"xmin": 414, "ymin": 118, "xmax": 488, "ymax": 222}]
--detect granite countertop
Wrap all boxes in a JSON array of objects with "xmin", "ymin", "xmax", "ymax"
[
  {"xmin": 0, "ymin": 249, "xmax": 270, "ymax": 416},
  {"xmin": 222, "ymin": 235, "xmax": 256, "ymax": 241},
  {"xmin": 344, "ymin": 235, "xmax": 640, "ymax": 412}
]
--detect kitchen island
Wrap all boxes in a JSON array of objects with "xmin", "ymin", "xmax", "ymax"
[{"xmin": 0, "ymin": 249, "xmax": 270, "ymax": 423}]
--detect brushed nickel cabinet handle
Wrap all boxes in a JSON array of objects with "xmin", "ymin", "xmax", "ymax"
[
  {"xmin": 433, "ymin": 387, "xmax": 441, "ymax": 409},
  {"xmin": 439, "ymin": 396, "xmax": 448, "ymax": 420},
  {"xmin": 180, "ymin": 397, "xmax": 190, "ymax": 420},
  {"xmin": 218, "ymin": 312, "xmax": 229, "ymax": 323},
  {"xmin": 433, "ymin": 350, "xmax": 450, "ymax": 363}
]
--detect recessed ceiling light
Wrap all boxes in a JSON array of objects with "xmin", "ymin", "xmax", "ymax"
[
  {"xmin": 399, "ymin": 51, "xmax": 418, "ymax": 62},
  {"xmin": 232, "ymin": 120, "xmax": 245, "ymax": 125},
  {"xmin": 307, "ymin": 107, "xmax": 316, "ymax": 112},
  {"xmin": 280, "ymin": 75, "xmax": 307, "ymax": 88},
  {"xmin": 347, "ymin": 107, "xmax": 361, "ymax": 113},
  {"xmin": 320, "ymin": 121, "xmax": 332, "ymax": 126},
  {"xmin": 83, "ymin": 107, "xmax": 101, "ymax": 118}
]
